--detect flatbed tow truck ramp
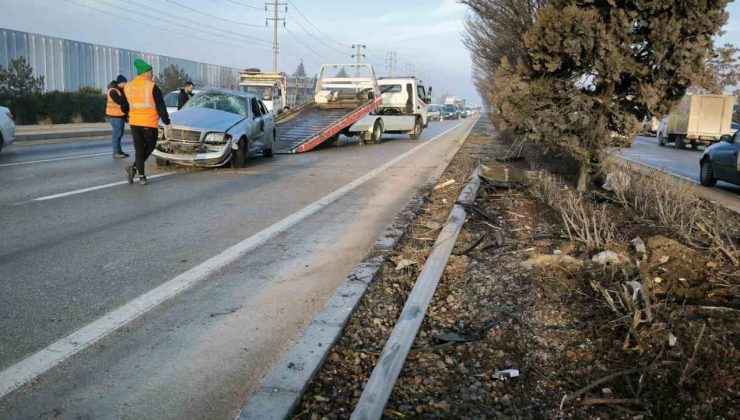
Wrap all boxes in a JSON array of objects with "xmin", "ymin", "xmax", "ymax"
[{"xmin": 273, "ymin": 64, "xmax": 382, "ymax": 154}]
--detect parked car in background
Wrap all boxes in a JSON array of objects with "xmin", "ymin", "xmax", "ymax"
[
  {"xmin": 0, "ymin": 105, "xmax": 15, "ymax": 154},
  {"xmin": 153, "ymin": 89, "xmax": 275, "ymax": 168},
  {"xmin": 442, "ymin": 104, "xmax": 460, "ymax": 120},
  {"xmin": 427, "ymin": 105, "xmax": 443, "ymax": 122},
  {"xmin": 164, "ymin": 89, "xmax": 202, "ymax": 115},
  {"xmin": 700, "ymin": 129, "xmax": 740, "ymax": 187}
]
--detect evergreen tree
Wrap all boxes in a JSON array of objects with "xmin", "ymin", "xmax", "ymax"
[
  {"xmin": 293, "ymin": 59, "xmax": 307, "ymax": 77},
  {"xmin": 491, "ymin": 0, "xmax": 731, "ymax": 191},
  {"xmin": 0, "ymin": 57, "xmax": 45, "ymax": 97},
  {"xmin": 155, "ymin": 64, "xmax": 191, "ymax": 94}
]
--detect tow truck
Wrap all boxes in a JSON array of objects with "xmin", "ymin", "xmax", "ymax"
[
  {"xmin": 348, "ymin": 77, "xmax": 431, "ymax": 143},
  {"xmin": 273, "ymin": 64, "xmax": 383, "ymax": 154}
]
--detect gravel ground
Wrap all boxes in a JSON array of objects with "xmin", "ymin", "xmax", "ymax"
[{"xmin": 294, "ymin": 118, "xmax": 740, "ymax": 419}]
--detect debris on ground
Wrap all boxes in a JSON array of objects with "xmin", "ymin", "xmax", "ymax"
[{"xmin": 294, "ymin": 118, "xmax": 740, "ymax": 419}]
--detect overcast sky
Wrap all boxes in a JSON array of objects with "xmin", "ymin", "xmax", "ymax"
[{"xmin": 1, "ymin": 0, "xmax": 739, "ymax": 103}]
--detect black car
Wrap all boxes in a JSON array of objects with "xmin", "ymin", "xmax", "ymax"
[{"xmin": 700, "ymin": 127, "xmax": 740, "ymax": 186}]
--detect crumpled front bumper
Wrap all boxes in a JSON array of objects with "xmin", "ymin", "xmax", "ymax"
[{"xmin": 152, "ymin": 139, "xmax": 233, "ymax": 167}]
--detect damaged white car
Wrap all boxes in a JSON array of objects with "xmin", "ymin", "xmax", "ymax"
[{"xmin": 153, "ymin": 89, "xmax": 276, "ymax": 168}]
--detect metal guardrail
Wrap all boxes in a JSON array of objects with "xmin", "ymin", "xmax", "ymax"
[{"xmin": 351, "ymin": 165, "xmax": 484, "ymax": 420}]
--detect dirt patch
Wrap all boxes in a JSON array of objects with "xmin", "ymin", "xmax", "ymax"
[{"xmin": 293, "ymin": 118, "xmax": 740, "ymax": 419}]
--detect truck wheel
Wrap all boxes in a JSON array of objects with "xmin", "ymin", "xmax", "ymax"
[
  {"xmin": 155, "ymin": 158, "xmax": 169, "ymax": 167},
  {"xmin": 370, "ymin": 120, "xmax": 384, "ymax": 144},
  {"xmin": 232, "ymin": 137, "xmax": 247, "ymax": 168},
  {"xmin": 700, "ymin": 159, "xmax": 717, "ymax": 187},
  {"xmin": 410, "ymin": 118, "xmax": 423, "ymax": 140},
  {"xmin": 675, "ymin": 136, "xmax": 686, "ymax": 149}
]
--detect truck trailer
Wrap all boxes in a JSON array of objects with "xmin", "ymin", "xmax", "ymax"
[{"xmin": 272, "ymin": 64, "xmax": 383, "ymax": 153}]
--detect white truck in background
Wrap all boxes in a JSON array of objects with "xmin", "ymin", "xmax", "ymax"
[
  {"xmin": 349, "ymin": 77, "xmax": 431, "ymax": 143},
  {"xmin": 657, "ymin": 94, "xmax": 735, "ymax": 149},
  {"xmin": 238, "ymin": 69, "xmax": 315, "ymax": 115}
]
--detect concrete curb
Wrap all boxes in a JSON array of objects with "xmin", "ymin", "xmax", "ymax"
[
  {"xmin": 237, "ymin": 118, "xmax": 479, "ymax": 420},
  {"xmin": 16, "ymin": 128, "xmax": 131, "ymax": 142}
]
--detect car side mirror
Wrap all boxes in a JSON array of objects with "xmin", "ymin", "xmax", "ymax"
[{"xmin": 720, "ymin": 134, "xmax": 732, "ymax": 143}]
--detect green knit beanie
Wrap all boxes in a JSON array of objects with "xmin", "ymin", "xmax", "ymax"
[{"xmin": 134, "ymin": 58, "xmax": 153, "ymax": 75}]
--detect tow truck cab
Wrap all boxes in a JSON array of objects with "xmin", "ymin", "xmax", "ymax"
[{"xmin": 239, "ymin": 69, "xmax": 289, "ymax": 115}]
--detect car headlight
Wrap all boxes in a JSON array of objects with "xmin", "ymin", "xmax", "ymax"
[{"xmin": 204, "ymin": 132, "xmax": 227, "ymax": 144}]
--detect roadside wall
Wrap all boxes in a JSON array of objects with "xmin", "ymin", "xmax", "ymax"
[{"xmin": 0, "ymin": 28, "xmax": 240, "ymax": 92}]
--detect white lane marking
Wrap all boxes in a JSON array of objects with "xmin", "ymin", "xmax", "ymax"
[
  {"xmin": 0, "ymin": 152, "xmax": 110, "ymax": 168},
  {"xmin": 26, "ymin": 173, "xmax": 176, "ymax": 202},
  {"xmin": 0, "ymin": 119, "xmax": 475, "ymax": 400}
]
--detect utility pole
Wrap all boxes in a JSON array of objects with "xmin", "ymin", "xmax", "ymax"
[
  {"xmin": 351, "ymin": 44, "xmax": 366, "ymax": 76},
  {"xmin": 266, "ymin": 1, "xmax": 287, "ymax": 73},
  {"xmin": 385, "ymin": 52, "xmax": 397, "ymax": 77}
]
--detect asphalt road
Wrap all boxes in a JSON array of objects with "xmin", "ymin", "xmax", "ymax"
[
  {"xmin": 0, "ymin": 118, "xmax": 477, "ymax": 419},
  {"xmin": 619, "ymin": 135, "xmax": 740, "ymax": 200}
]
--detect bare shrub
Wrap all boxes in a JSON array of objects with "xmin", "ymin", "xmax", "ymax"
[
  {"xmin": 601, "ymin": 155, "xmax": 738, "ymax": 264},
  {"xmin": 71, "ymin": 113, "xmax": 84, "ymax": 124},
  {"xmin": 530, "ymin": 173, "xmax": 615, "ymax": 249}
]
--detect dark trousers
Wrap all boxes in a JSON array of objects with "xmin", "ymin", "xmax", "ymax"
[{"xmin": 131, "ymin": 125, "xmax": 158, "ymax": 176}]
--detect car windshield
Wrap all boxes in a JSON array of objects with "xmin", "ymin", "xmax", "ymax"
[
  {"xmin": 184, "ymin": 92, "xmax": 248, "ymax": 116},
  {"xmin": 164, "ymin": 92, "xmax": 179, "ymax": 108},
  {"xmin": 443, "ymin": 105, "xmax": 456, "ymax": 112},
  {"xmin": 240, "ymin": 85, "xmax": 273, "ymax": 101}
]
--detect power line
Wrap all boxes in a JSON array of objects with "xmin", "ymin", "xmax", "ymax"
[
  {"xmin": 223, "ymin": 0, "xmax": 261, "ymax": 10},
  {"xmin": 162, "ymin": 0, "xmax": 264, "ymax": 27},
  {"xmin": 287, "ymin": 12, "xmax": 347, "ymax": 56},
  {"xmin": 100, "ymin": 0, "xmax": 271, "ymax": 46},
  {"xmin": 287, "ymin": 1, "xmax": 351, "ymax": 48},
  {"xmin": 62, "ymin": 0, "xmax": 272, "ymax": 54},
  {"xmin": 284, "ymin": 27, "xmax": 333, "ymax": 63}
]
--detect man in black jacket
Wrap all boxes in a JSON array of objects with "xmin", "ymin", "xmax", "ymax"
[
  {"xmin": 177, "ymin": 81, "xmax": 194, "ymax": 110},
  {"xmin": 106, "ymin": 75, "xmax": 130, "ymax": 158}
]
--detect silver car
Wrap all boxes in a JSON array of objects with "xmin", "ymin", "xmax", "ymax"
[
  {"xmin": 0, "ymin": 105, "xmax": 16, "ymax": 154},
  {"xmin": 427, "ymin": 105, "xmax": 443, "ymax": 122},
  {"xmin": 153, "ymin": 89, "xmax": 276, "ymax": 168}
]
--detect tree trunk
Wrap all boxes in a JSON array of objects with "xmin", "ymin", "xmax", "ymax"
[{"xmin": 577, "ymin": 160, "xmax": 590, "ymax": 192}]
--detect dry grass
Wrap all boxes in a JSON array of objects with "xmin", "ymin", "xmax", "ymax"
[
  {"xmin": 601, "ymin": 155, "xmax": 738, "ymax": 265},
  {"xmin": 530, "ymin": 173, "xmax": 615, "ymax": 249}
]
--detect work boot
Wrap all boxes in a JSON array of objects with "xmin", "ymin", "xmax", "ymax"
[
  {"xmin": 139, "ymin": 176, "xmax": 147, "ymax": 186},
  {"xmin": 113, "ymin": 152, "xmax": 126, "ymax": 159},
  {"xmin": 117, "ymin": 151, "xmax": 130, "ymax": 158},
  {"xmin": 126, "ymin": 165, "xmax": 136, "ymax": 185}
]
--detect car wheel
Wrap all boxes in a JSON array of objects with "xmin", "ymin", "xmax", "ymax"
[
  {"xmin": 371, "ymin": 119, "xmax": 384, "ymax": 144},
  {"xmin": 675, "ymin": 136, "xmax": 686, "ymax": 149},
  {"xmin": 0, "ymin": 133, "xmax": 4, "ymax": 155},
  {"xmin": 410, "ymin": 117, "xmax": 423, "ymax": 140},
  {"xmin": 232, "ymin": 137, "xmax": 247, "ymax": 168},
  {"xmin": 155, "ymin": 157, "xmax": 169, "ymax": 167},
  {"xmin": 700, "ymin": 159, "xmax": 717, "ymax": 187},
  {"xmin": 263, "ymin": 130, "xmax": 275, "ymax": 158},
  {"xmin": 658, "ymin": 133, "xmax": 666, "ymax": 146}
]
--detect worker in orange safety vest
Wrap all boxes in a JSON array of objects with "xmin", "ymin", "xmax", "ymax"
[
  {"xmin": 106, "ymin": 75, "xmax": 129, "ymax": 159},
  {"xmin": 123, "ymin": 58, "xmax": 171, "ymax": 185}
]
